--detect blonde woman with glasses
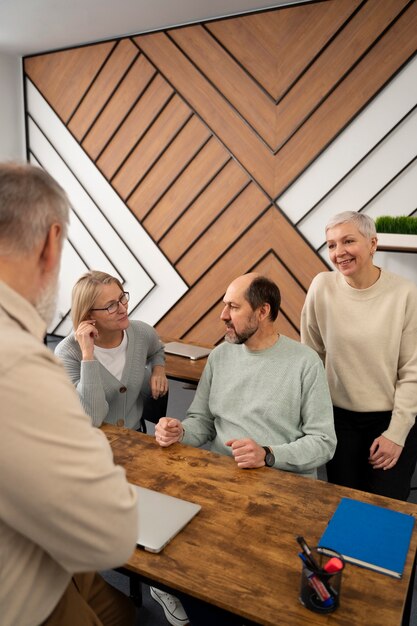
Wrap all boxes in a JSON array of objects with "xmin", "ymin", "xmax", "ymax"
[
  {"xmin": 55, "ymin": 270, "xmax": 168, "ymax": 431},
  {"xmin": 56, "ymin": 271, "xmax": 191, "ymax": 625}
]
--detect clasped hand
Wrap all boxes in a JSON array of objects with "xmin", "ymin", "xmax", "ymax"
[
  {"xmin": 154, "ymin": 423, "xmax": 267, "ymax": 470},
  {"xmin": 369, "ymin": 435, "xmax": 403, "ymax": 470},
  {"xmin": 155, "ymin": 417, "xmax": 183, "ymax": 446},
  {"xmin": 226, "ymin": 438, "xmax": 266, "ymax": 468}
]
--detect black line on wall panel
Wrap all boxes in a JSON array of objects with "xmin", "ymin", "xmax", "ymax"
[
  {"xmin": 66, "ymin": 40, "xmax": 119, "ymax": 126},
  {"xmin": 315, "ymin": 156, "xmax": 417, "ymax": 255},
  {"xmin": 127, "ymin": 128, "xmax": 212, "ymax": 213},
  {"xmin": 79, "ymin": 49, "xmax": 141, "ymax": 145},
  {"xmin": 273, "ymin": 49, "xmax": 417, "ymax": 202},
  {"xmin": 176, "ymin": 246, "xmax": 301, "ymax": 339},
  {"xmin": 163, "ymin": 173, "xmax": 250, "ymax": 261},
  {"xmin": 172, "ymin": 180, "xmax": 264, "ymax": 267},
  {"xmin": 64, "ymin": 235, "xmax": 160, "ymax": 318},
  {"xmin": 65, "ymin": 236, "xmax": 95, "ymax": 275},
  {"xmin": 134, "ymin": 45, "xmax": 280, "ymax": 207},
  {"xmin": 22, "ymin": 2, "xmax": 321, "ymax": 60},
  {"xmin": 254, "ymin": 247, "xmax": 309, "ymax": 296},
  {"xmin": 178, "ymin": 203, "xmax": 273, "ymax": 291},
  {"xmin": 23, "ymin": 62, "xmax": 31, "ymax": 163},
  {"xmin": 165, "ymin": 30, "xmax": 278, "ymax": 155},
  {"xmin": 271, "ymin": 200, "xmax": 331, "ymax": 272},
  {"xmin": 24, "ymin": 75, "xmax": 72, "ymax": 130},
  {"xmin": 25, "ymin": 90, "xmax": 185, "ymax": 288},
  {"xmin": 357, "ymin": 154, "xmax": 417, "ymax": 212},
  {"xmin": 110, "ymin": 91, "xmax": 185, "ymax": 186},
  {"xmin": 92, "ymin": 68, "xmax": 160, "ymax": 164},
  {"xmin": 202, "ymin": 0, "xmax": 366, "ymax": 107},
  {"xmin": 51, "ymin": 310, "xmax": 72, "ymax": 335},
  {"xmin": 28, "ymin": 148, "xmax": 127, "ymax": 283},
  {"xmin": 27, "ymin": 115, "xmax": 155, "ymax": 287},
  {"xmin": 157, "ymin": 156, "xmax": 234, "ymax": 246},
  {"xmin": 295, "ymin": 102, "xmax": 417, "ymax": 228},
  {"xmin": 271, "ymin": 0, "xmax": 417, "ymax": 157}
]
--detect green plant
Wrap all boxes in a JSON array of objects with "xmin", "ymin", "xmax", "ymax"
[{"xmin": 375, "ymin": 215, "xmax": 417, "ymax": 235}]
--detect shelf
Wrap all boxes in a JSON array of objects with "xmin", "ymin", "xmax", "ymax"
[{"xmin": 377, "ymin": 233, "xmax": 417, "ymax": 253}]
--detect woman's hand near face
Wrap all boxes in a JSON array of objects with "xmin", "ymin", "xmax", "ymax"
[
  {"xmin": 75, "ymin": 320, "xmax": 98, "ymax": 361},
  {"xmin": 150, "ymin": 365, "xmax": 168, "ymax": 399}
]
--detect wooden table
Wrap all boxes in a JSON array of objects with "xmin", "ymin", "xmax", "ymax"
[
  {"xmin": 163, "ymin": 351, "xmax": 207, "ymax": 384},
  {"xmin": 103, "ymin": 424, "xmax": 417, "ymax": 626},
  {"xmin": 161, "ymin": 337, "xmax": 209, "ymax": 383}
]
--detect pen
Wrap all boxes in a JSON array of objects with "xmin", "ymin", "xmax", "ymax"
[
  {"xmin": 298, "ymin": 553, "xmax": 335, "ymax": 607},
  {"xmin": 296, "ymin": 536, "xmax": 321, "ymax": 571}
]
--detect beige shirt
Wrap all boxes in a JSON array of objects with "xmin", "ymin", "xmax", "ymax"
[
  {"xmin": 0, "ymin": 281, "xmax": 138, "ymax": 626},
  {"xmin": 301, "ymin": 270, "xmax": 417, "ymax": 446}
]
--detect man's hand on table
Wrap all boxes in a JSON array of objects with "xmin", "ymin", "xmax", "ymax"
[{"xmin": 155, "ymin": 417, "xmax": 184, "ymax": 447}]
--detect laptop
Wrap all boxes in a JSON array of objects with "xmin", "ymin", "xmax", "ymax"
[
  {"xmin": 130, "ymin": 484, "xmax": 201, "ymax": 553},
  {"xmin": 163, "ymin": 341, "xmax": 212, "ymax": 361}
]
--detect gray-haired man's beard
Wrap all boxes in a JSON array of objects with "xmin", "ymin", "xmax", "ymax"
[{"xmin": 35, "ymin": 270, "xmax": 59, "ymax": 327}]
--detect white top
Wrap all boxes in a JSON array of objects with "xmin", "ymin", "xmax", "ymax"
[{"xmin": 94, "ymin": 331, "xmax": 128, "ymax": 381}]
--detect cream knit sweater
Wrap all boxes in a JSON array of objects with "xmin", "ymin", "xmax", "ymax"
[{"xmin": 301, "ymin": 270, "xmax": 417, "ymax": 446}]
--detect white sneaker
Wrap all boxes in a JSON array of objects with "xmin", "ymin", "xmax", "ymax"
[{"xmin": 150, "ymin": 586, "xmax": 189, "ymax": 626}]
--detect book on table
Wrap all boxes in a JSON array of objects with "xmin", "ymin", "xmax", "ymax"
[{"xmin": 318, "ymin": 497, "xmax": 415, "ymax": 579}]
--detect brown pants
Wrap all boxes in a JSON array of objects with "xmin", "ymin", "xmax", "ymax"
[{"xmin": 41, "ymin": 572, "xmax": 136, "ymax": 626}]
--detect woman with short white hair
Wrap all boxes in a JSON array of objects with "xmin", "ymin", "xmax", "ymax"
[{"xmin": 301, "ymin": 211, "xmax": 417, "ymax": 500}]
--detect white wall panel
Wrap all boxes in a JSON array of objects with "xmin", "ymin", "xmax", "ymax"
[
  {"xmin": 277, "ymin": 56, "xmax": 417, "ymax": 286},
  {"xmin": 299, "ymin": 109, "xmax": 417, "ymax": 249},
  {"xmin": 278, "ymin": 56, "xmax": 417, "ymax": 223},
  {"xmin": 26, "ymin": 79, "xmax": 188, "ymax": 332}
]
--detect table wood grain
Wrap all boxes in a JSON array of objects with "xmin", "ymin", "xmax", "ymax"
[
  {"xmin": 161, "ymin": 337, "xmax": 209, "ymax": 383},
  {"xmin": 103, "ymin": 424, "xmax": 417, "ymax": 626}
]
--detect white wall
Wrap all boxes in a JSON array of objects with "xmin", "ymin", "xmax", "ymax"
[{"xmin": 0, "ymin": 52, "xmax": 25, "ymax": 161}]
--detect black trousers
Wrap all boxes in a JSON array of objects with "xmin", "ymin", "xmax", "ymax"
[{"xmin": 326, "ymin": 407, "xmax": 417, "ymax": 501}]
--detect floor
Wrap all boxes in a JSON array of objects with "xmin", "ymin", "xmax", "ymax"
[{"xmin": 104, "ymin": 379, "xmax": 417, "ymax": 625}]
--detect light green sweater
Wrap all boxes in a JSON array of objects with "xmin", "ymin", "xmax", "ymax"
[
  {"xmin": 182, "ymin": 336, "xmax": 336, "ymax": 477},
  {"xmin": 301, "ymin": 270, "xmax": 417, "ymax": 446}
]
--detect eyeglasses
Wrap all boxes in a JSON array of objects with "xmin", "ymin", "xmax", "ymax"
[{"xmin": 91, "ymin": 292, "xmax": 130, "ymax": 314}]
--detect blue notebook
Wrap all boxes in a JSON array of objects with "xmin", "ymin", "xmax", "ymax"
[{"xmin": 318, "ymin": 497, "xmax": 415, "ymax": 579}]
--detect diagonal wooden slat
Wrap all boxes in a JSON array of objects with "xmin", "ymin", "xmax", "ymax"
[
  {"xmin": 135, "ymin": 31, "xmax": 276, "ymax": 197},
  {"xmin": 111, "ymin": 94, "xmax": 190, "ymax": 199},
  {"xmin": 97, "ymin": 74, "xmax": 173, "ymax": 180},
  {"xmin": 206, "ymin": 1, "xmax": 361, "ymax": 101},
  {"xmin": 68, "ymin": 39, "xmax": 139, "ymax": 141},
  {"xmin": 24, "ymin": 41, "xmax": 116, "ymax": 123},
  {"xmin": 144, "ymin": 137, "xmax": 230, "ymax": 241},
  {"xmin": 127, "ymin": 115, "xmax": 211, "ymax": 216},
  {"xmin": 160, "ymin": 159, "xmax": 249, "ymax": 264},
  {"xmin": 82, "ymin": 54, "xmax": 156, "ymax": 160},
  {"xmin": 272, "ymin": 0, "xmax": 417, "ymax": 197},
  {"xmin": 171, "ymin": 0, "xmax": 399, "ymax": 153},
  {"xmin": 176, "ymin": 182, "xmax": 271, "ymax": 285},
  {"xmin": 155, "ymin": 207, "xmax": 326, "ymax": 339}
]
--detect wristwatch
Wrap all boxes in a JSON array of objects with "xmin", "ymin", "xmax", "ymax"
[{"xmin": 262, "ymin": 446, "xmax": 275, "ymax": 467}]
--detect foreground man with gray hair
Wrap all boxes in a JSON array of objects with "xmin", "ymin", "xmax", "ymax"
[{"xmin": 0, "ymin": 162, "xmax": 138, "ymax": 626}]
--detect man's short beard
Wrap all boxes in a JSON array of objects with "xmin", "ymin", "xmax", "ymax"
[
  {"xmin": 35, "ymin": 269, "xmax": 59, "ymax": 327},
  {"xmin": 225, "ymin": 321, "xmax": 259, "ymax": 345}
]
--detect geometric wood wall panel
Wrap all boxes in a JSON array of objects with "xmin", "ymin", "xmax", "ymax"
[
  {"xmin": 24, "ymin": 0, "xmax": 417, "ymax": 342},
  {"xmin": 25, "ymin": 80, "xmax": 187, "ymax": 335}
]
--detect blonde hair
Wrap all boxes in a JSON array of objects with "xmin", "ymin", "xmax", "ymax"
[{"xmin": 71, "ymin": 271, "xmax": 124, "ymax": 329}]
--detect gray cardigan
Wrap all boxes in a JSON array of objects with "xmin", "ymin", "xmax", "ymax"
[{"xmin": 55, "ymin": 321, "xmax": 165, "ymax": 429}]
